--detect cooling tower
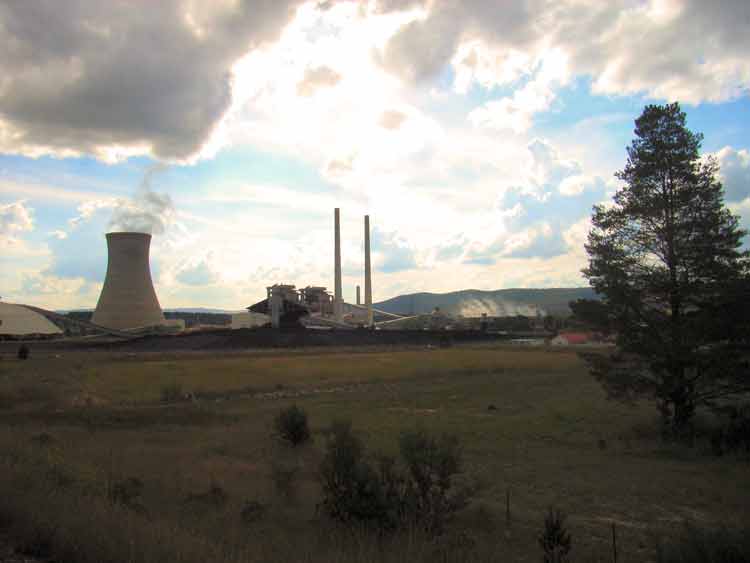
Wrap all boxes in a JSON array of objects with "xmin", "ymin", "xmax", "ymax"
[{"xmin": 92, "ymin": 232, "xmax": 165, "ymax": 330}]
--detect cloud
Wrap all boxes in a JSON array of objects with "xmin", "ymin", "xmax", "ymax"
[
  {"xmin": 460, "ymin": 139, "xmax": 609, "ymax": 264},
  {"xmin": 0, "ymin": 0, "xmax": 305, "ymax": 162},
  {"xmin": 379, "ymin": 110, "xmax": 407, "ymax": 130},
  {"xmin": 715, "ymin": 146, "xmax": 750, "ymax": 203},
  {"xmin": 0, "ymin": 200, "xmax": 34, "ymax": 240},
  {"xmin": 176, "ymin": 259, "xmax": 219, "ymax": 286},
  {"xmin": 371, "ymin": 227, "xmax": 418, "ymax": 273},
  {"xmin": 297, "ymin": 66, "xmax": 342, "ymax": 96},
  {"xmin": 48, "ymin": 230, "xmax": 68, "ymax": 240},
  {"xmin": 468, "ymin": 49, "xmax": 569, "ymax": 133},
  {"xmin": 20, "ymin": 272, "xmax": 89, "ymax": 298},
  {"xmin": 69, "ymin": 199, "xmax": 115, "ymax": 229},
  {"xmin": 502, "ymin": 223, "xmax": 567, "ymax": 259},
  {"xmin": 381, "ymin": 0, "xmax": 750, "ymax": 105}
]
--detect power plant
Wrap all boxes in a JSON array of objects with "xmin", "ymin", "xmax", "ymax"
[
  {"xmin": 245, "ymin": 209, "xmax": 410, "ymax": 329},
  {"xmin": 1, "ymin": 207, "xmax": 565, "ymax": 343},
  {"xmin": 92, "ymin": 232, "xmax": 166, "ymax": 330}
]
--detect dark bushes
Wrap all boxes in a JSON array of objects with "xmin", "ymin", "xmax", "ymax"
[
  {"xmin": 275, "ymin": 404, "xmax": 311, "ymax": 446},
  {"xmin": 317, "ymin": 421, "xmax": 472, "ymax": 535},
  {"xmin": 539, "ymin": 508, "xmax": 572, "ymax": 563},
  {"xmin": 399, "ymin": 430, "xmax": 471, "ymax": 534},
  {"xmin": 17, "ymin": 344, "xmax": 29, "ymax": 360},
  {"xmin": 656, "ymin": 524, "xmax": 750, "ymax": 563},
  {"xmin": 318, "ymin": 420, "xmax": 394, "ymax": 529},
  {"xmin": 160, "ymin": 382, "xmax": 183, "ymax": 403},
  {"xmin": 711, "ymin": 405, "xmax": 750, "ymax": 456},
  {"xmin": 109, "ymin": 477, "xmax": 145, "ymax": 513}
]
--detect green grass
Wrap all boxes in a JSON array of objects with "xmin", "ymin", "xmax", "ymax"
[{"xmin": 0, "ymin": 344, "xmax": 747, "ymax": 562}]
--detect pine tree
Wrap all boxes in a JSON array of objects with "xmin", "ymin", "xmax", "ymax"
[{"xmin": 583, "ymin": 102, "xmax": 750, "ymax": 436}]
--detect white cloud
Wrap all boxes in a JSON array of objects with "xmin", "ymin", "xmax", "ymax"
[
  {"xmin": 382, "ymin": 0, "xmax": 750, "ymax": 105},
  {"xmin": 69, "ymin": 199, "xmax": 115, "ymax": 229},
  {"xmin": 714, "ymin": 146, "xmax": 750, "ymax": 204},
  {"xmin": 0, "ymin": 200, "xmax": 34, "ymax": 239},
  {"xmin": 468, "ymin": 49, "xmax": 569, "ymax": 133},
  {"xmin": 176, "ymin": 258, "xmax": 219, "ymax": 286}
]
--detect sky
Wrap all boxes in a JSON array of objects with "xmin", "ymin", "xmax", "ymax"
[{"xmin": 1, "ymin": 0, "xmax": 749, "ymax": 311}]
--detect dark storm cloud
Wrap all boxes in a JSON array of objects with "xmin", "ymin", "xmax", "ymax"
[{"xmin": 0, "ymin": 0, "xmax": 305, "ymax": 161}]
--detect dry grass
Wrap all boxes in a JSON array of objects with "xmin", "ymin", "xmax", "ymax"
[{"xmin": 0, "ymin": 344, "xmax": 747, "ymax": 562}]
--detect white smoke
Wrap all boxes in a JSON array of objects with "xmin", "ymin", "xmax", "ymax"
[
  {"xmin": 455, "ymin": 298, "xmax": 544, "ymax": 318},
  {"xmin": 108, "ymin": 164, "xmax": 175, "ymax": 234}
]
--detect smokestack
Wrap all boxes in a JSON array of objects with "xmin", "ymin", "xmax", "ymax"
[
  {"xmin": 364, "ymin": 215, "xmax": 373, "ymax": 327},
  {"xmin": 92, "ymin": 232, "xmax": 165, "ymax": 330},
  {"xmin": 334, "ymin": 208, "xmax": 343, "ymax": 322},
  {"xmin": 356, "ymin": 285, "xmax": 361, "ymax": 305}
]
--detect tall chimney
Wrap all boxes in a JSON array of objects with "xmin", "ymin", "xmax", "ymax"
[
  {"xmin": 356, "ymin": 285, "xmax": 361, "ymax": 305},
  {"xmin": 334, "ymin": 208, "xmax": 343, "ymax": 321},
  {"xmin": 364, "ymin": 215, "xmax": 373, "ymax": 327},
  {"xmin": 92, "ymin": 232, "xmax": 165, "ymax": 330}
]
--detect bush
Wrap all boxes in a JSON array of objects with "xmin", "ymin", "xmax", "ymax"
[
  {"xmin": 160, "ymin": 382, "xmax": 183, "ymax": 403},
  {"xmin": 184, "ymin": 484, "xmax": 228, "ymax": 511},
  {"xmin": 240, "ymin": 500, "xmax": 266, "ymax": 524},
  {"xmin": 109, "ymin": 477, "xmax": 145, "ymax": 513},
  {"xmin": 539, "ymin": 508, "xmax": 572, "ymax": 563},
  {"xmin": 274, "ymin": 404, "xmax": 311, "ymax": 446},
  {"xmin": 710, "ymin": 405, "xmax": 750, "ymax": 456},
  {"xmin": 17, "ymin": 344, "xmax": 29, "ymax": 360},
  {"xmin": 399, "ymin": 429, "xmax": 469, "ymax": 535},
  {"xmin": 270, "ymin": 457, "xmax": 299, "ymax": 499},
  {"xmin": 318, "ymin": 420, "xmax": 396, "ymax": 529},
  {"xmin": 656, "ymin": 524, "xmax": 750, "ymax": 563},
  {"xmin": 317, "ymin": 421, "xmax": 473, "ymax": 535}
]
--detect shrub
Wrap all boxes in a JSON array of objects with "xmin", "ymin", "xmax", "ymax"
[
  {"xmin": 399, "ymin": 429, "xmax": 469, "ymax": 535},
  {"xmin": 30, "ymin": 433, "xmax": 55, "ymax": 447},
  {"xmin": 317, "ymin": 421, "xmax": 473, "ymax": 535},
  {"xmin": 539, "ymin": 508, "xmax": 572, "ymax": 563},
  {"xmin": 240, "ymin": 500, "xmax": 266, "ymax": 524},
  {"xmin": 274, "ymin": 404, "xmax": 311, "ymax": 446},
  {"xmin": 318, "ymin": 420, "xmax": 395, "ymax": 529},
  {"xmin": 184, "ymin": 484, "xmax": 228, "ymax": 511},
  {"xmin": 270, "ymin": 458, "xmax": 299, "ymax": 499},
  {"xmin": 160, "ymin": 382, "xmax": 183, "ymax": 403},
  {"xmin": 710, "ymin": 405, "xmax": 750, "ymax": 456},
  {"xmin": 109, "ymin": 477, "xmax": 145, "ymax": 513},
  {"xmin": 17, "ymin": 344, "xmax": 29, "ymax": 360},
  {"xmin": 656, "ymin": 523, "xmax": 750, "ymax": 563}
]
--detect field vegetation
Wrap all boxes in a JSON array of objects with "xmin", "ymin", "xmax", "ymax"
[{"xmin": 0, "ymin": 344, "xmax": 747, "ymax": 562}]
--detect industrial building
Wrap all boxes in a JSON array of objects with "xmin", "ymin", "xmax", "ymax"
[
  {"xmin": 92, "ymin": 232, "xmax": 166, "ymax": 330},
  {"xmin": 243, "ymin": 209, "xmax": 386, "ymax": 329},
  {"xmin": 0, "ymin": 301, "xmax": 63, "ymax": 337}
]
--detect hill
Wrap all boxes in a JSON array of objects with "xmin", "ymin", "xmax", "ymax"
[{"xmin": 374, "ymin": 287, "xmax": 598, "ymax": 317}]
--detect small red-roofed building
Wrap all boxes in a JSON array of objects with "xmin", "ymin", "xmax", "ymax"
[{"xmin": 549, "ymin": 331, "xmax": 597, "ymax": 346}]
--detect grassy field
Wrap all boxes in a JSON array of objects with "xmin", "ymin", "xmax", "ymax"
[{"xmin": 0, "ymin": 344, "xmax": 747, "ymax": 562}]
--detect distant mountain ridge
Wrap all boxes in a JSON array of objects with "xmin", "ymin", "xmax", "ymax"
[{"xmin": 374, "ymin": 287, "xmax": 598, "ymax": 317}]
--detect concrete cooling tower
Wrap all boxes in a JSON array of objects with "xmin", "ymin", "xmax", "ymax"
[{"xmin": 92, "ymin": 232, "xmax": 165, "ymax": 330}]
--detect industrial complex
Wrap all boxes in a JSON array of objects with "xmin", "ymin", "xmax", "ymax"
[
  {"xmin": 0, "ymin": 207, "xmax": 575, "ymax": 344},
  {"xmin": 0, "ymin": 208, "xmax": 423, "ymax": 339}
]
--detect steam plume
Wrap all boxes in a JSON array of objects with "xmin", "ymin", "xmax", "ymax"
[{"xmin": 108, "ymin": 164, "xmax": 174, "ymax": 234}]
